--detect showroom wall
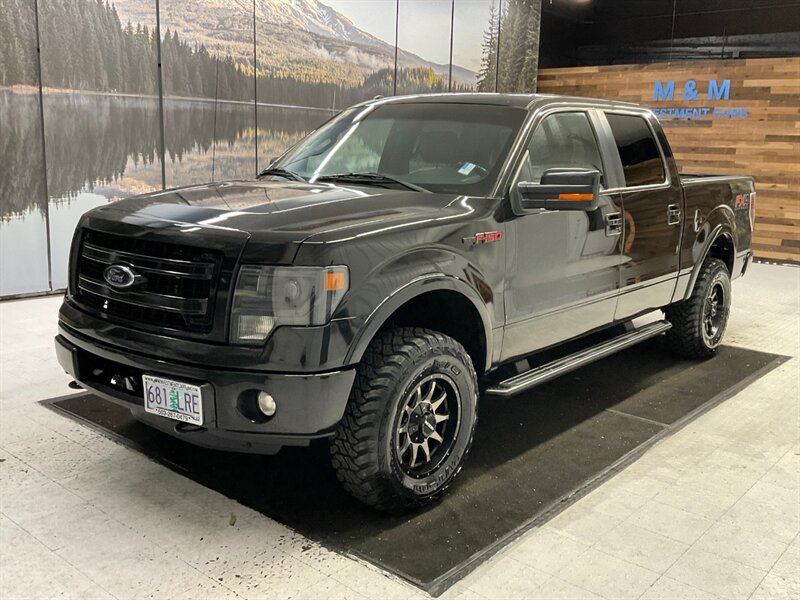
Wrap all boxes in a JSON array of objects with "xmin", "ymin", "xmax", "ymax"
[
  {"xmin": 2, "ymin": 0, "xmax": 797, "ymax": 298},
  {"xmin": 538, "ymin": 57, "xmax": 800, "ymax": 265},
  {"xmin": 0, "ymin": 0, "xmax": 542, "ymax": 297},
  {"xmin": 538, "ymin": 0, "xmax": 800, "ymax": 265}
]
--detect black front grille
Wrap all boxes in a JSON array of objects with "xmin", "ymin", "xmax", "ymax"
[{"xmin": 75, "ymin": 230, "xmax": 223, "ymax": 333}]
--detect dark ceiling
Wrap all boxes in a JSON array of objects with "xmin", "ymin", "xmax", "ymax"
[{"xmin": 539, "ymin": 0, "xmax": 800, "ymax": 67}]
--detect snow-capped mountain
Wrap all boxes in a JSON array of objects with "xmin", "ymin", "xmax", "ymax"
[
  {"xmin": 255, "ymin": 0, "xmax": 384, "ymax": 48},
  {"xmin": 112, "ymin": 0, "xmax": 477, "ymax": 86}
]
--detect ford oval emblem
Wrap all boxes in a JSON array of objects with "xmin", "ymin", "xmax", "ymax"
[{"xmin": 103, "ymin": 265, "xmax": 137, "ymax": 289}]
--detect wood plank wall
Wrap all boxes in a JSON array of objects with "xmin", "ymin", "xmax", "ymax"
[{"xmin": 537, "ymin": 58, "xmax": 800, "ymax": 264}]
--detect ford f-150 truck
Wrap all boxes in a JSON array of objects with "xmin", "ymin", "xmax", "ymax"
[{"xmin": 56, "ymin": 94, "xmax": 755, "ymax": 511}]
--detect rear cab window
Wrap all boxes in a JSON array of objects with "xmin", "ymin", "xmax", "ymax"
[{"xmin": 605, "ymin": 113, "xmax": 666, "ymax": 187}]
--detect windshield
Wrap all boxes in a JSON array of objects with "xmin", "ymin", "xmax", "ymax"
[{"xmin": 272, "ymin": 102, "xmax": 527, "ymax": 195}]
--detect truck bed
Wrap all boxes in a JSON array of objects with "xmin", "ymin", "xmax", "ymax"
[{"xmin": 678, "ymin": 172, "xmax": 755, "ymax": 279}]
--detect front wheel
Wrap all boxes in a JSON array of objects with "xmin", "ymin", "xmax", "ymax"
[
  {"xmin": 330, "ymin": 327, "xmax": 478, "ymax": 512},
  {"xmin": 664, "ymin": 258, "xmax": 731, "ymax": 359}
]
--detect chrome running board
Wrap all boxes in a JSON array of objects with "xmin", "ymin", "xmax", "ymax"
[{"xmin": 485, "ymin": 320, "xmax": 672, "ymax": 397}]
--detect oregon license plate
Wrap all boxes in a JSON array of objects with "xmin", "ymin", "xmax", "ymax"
[{"xmin": 142, "ymin": 375, "xmax": 203, "ymax": 426}]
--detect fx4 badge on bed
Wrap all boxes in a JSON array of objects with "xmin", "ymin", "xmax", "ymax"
[
  {"xmin": 734, "ymin": 192, "xmax": 752, "ymax": 210},
  {"xmin": 463, "ymin": 231, "xmax": 503, "ymax": 245}
]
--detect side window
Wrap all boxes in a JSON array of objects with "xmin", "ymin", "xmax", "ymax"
[
  {"xmin": 520, "ymin": 112, "xmax": 604, "ymax": 184},
  {"xmin": 605, "ymin": 114, "xmax": 666, "ymax": 187}
]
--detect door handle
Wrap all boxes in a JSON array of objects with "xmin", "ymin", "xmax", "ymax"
[
  {"xmin": 667, "ymin": 204, "xmax": 681, "ymax": 226},
  {"xmin": 605, "ymin": 212, "xmax": 622, "ymax": 236}
]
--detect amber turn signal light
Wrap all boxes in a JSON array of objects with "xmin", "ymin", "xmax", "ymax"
[
  {"xmin": 324, "ymin": 271, "xmax": 347, "ymax": 291},
  {"xmin": 558, "ymin": 193, "xmax": 594, "ymax": 201}
]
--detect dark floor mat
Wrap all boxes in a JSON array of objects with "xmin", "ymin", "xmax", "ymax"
[{"xmin": 44, "ymin": 340, "xmax": 785, "ymax": 595}]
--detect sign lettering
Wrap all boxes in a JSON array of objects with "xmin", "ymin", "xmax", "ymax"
[
  {"xmin": 653, "ymin": 80, "xmax": 675, "ymax": 101},
  {"xmin": 650, "ymin": 78, "xmax": 747, "ymax": 120}
]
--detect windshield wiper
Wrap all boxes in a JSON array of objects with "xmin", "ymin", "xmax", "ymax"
[
  {"xmin": 257, "ymin": 167, "xmax": 306, "ymax": 182},
  {"xmin": 315, "ymin": 172, "xmax": 430, "ymax": 193}
]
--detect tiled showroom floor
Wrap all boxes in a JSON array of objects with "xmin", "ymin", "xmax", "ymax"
[{"xmin": 1, "ymin": 262, "xmax": 798, "ymax": 600}]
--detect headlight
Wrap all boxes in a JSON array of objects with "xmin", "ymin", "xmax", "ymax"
[{"xmin": 231, "ymin": 265, "xmax": 349, "ymax": 345}]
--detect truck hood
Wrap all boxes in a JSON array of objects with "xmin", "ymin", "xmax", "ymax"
[{"xmin": 94, "ymin": 180, "xmax": 465, "ymax": 243}]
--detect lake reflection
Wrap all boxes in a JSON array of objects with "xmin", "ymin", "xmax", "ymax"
[{"xmin": 0, "ymin": 91, "xmax": 329, "ymax": 296}]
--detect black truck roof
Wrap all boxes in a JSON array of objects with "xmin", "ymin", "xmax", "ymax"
[{"xmin": 357, "ymin": 92, "xmax": 646, "ymax": 112}]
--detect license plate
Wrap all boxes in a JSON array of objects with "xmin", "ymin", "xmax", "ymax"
[{"xmin": 143, "ymin": 375, "xmax": 203, "ymax": 426}]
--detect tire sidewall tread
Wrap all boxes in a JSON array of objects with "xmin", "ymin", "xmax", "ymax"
[{"xmin": 330, "ymin": 327, "xmax": 478, "ymax": 513}]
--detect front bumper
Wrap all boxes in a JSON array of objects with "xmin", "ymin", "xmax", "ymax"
[{"xmin": 55, "ymin": 325, "xmax": 355, "ymax": 454}]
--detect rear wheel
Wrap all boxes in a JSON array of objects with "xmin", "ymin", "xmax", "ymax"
[
  {"xmin": 665, "ymin": 258, "xmax": 731, "ymax": 359},
  {"xmin": 330, "ymin": 327, "xmax": 478, "ymax": 512}
]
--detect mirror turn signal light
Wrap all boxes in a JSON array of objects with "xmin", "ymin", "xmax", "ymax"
[{"xmin": 558, "ymin": 193, "xmax": 594, "ymax": 201}]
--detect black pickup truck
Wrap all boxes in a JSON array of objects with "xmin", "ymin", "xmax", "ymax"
[{"xmin": 56, "ymin": 94, "xmax": 755, "ymax": 511}]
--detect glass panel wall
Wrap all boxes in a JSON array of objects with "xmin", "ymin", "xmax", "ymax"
[
  {"xmin": 0, "ymin": 0, "xmax": 544, "ymax": 297},
  {"xmin": 397, "ymin": 0, "xmax": 453, "ymax": 95},
  {"xmin": 496, "ymin": 0, "xmax": 542, "ymax": 93},
  {"xmin": 453, "ymin": 0, "xmax": 499, "ymax": 92},
  {"xmin": 160, "ymin": 0, "xmax": 256, "ymax": 186},
  {"xmin": 255, "ymin": 0, "xmax": 399, "ymax": 172},
  {"xmin": 325, "ymin": 0, "xmax": 398, "ymax": 104},
  {"xmin": 38, "ymin": 0, "xmax": 162, "ymax": 289},
  {"xmin": 0, "ymin": 0, "xmax": 49, "ymax": 295}
]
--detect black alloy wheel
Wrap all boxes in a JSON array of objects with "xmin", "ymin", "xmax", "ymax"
[
  {"xmin": 702, "ymin": 280, "xmax": 727, "ymax": 347},
  {"xmin": 394, "ymin": 374, "xmax": 460, "ymax": 478},
  {"xmin": 665, "ymin": 257, "xmax": 732, "ymax": 359}
]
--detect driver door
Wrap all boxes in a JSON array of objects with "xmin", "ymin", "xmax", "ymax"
[{"xmin": 501, "ymin": 110, "xmax": 624, "ymax": 361}]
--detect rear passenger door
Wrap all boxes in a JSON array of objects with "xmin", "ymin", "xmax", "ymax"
[{"xmin": 599, "ymin": 111, "xmax": 683, "ymax": 321}]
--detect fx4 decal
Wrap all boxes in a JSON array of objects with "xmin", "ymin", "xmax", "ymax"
[
  {"xmin": 462, "ymin": 231, "xmax": 503, "ymax": 245},
  {"xmin": 734, "ymin": 192, "xmax": 752, "ymax": 210}
]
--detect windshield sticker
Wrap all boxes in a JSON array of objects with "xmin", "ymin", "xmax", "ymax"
[{"xmin": 458, "ymin": 162, "xmax": 477, "ymax": 176}]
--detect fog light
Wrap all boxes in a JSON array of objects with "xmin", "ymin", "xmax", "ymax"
[
  {"xmin": 235, "ymin": 314, "xmax": 276, "ymax": 343},
  {"xmin": 257, "ymin": 391, "xmax": 277, "ymax": 417}
]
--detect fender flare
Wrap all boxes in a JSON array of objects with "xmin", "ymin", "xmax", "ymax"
[
  {"xmin": 683, "ymin": 224, "xmax": 735, "ymax": 301},
  {"xmin": 343, "ymin": 273, "xmax": 495, "ymax": 373}
]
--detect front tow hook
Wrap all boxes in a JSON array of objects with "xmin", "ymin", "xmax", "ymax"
[{"xmin": 174, "ymin": 422, "xmax": 207, "ymax": 434}]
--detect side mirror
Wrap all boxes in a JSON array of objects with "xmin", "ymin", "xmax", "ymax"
[{"xmin": 517, "ymin": 168, "xmax": 601, "ymax": 211}]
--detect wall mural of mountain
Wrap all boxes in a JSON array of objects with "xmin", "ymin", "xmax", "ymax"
[
  {"xmin": 1, "ymin": 0, "xmax": 542, "ymax": 106},
  {"xmin": 116, "ymin": 0, "xmax": 476, "ymax": 89},
  {"xmin": 0, "ymin": 0, "xmax": 541, "ymax": 296}
]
